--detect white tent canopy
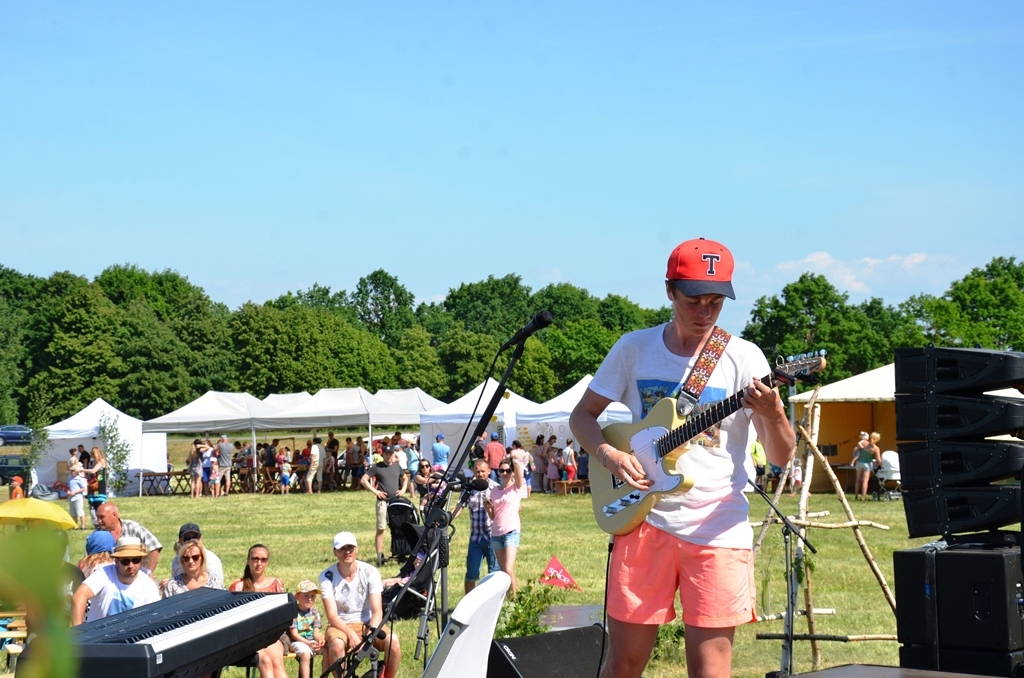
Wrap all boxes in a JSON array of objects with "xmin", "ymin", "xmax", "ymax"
[
  {"xmin": 143, "ymin": 391, "xmax": 281, "ymax": 433},
  {"xmin": 790, "ymin": 364, "xmax": 895, "ymax": 403},
  {"xmin": 419, "ymin": 379, "xmax": 538, "ymax": 465},
  {"xmin": 44, "ymin": 398, "xmax": 167, "ymax": 496},
  {"xmin": 262, "ymin": 392, "xmax": 312, "ymax": 411},
  {"xmin": 374, "ymin": 388, "xmax": 446, "ymax": 415},
  {"xmin": 262, "ymin": 387, "xmax": 415, "ymax": 430},
  {"xmin": 515, "ymin": 375, "xmax": 632, "ymax": 446}
]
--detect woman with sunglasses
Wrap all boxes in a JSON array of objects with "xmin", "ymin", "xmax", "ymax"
[
  {"xmin": 162, "ymin": 540, "xmax": 220, "ymax": 597},
  {"xmin": 483, "ymin": 456, "xmax": 525, "ymax": 595},
  {"xmin": 413, "ymin": 460, "xmax": 434, "ymax": 507},
  {"xmin": 229, "ymin": 545, "xmax": 288, "ymax": 678}
]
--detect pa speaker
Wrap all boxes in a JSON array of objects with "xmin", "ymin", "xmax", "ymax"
[
  {"xmin": 894, "ymin": 346, "xmax": 1024, "ymax": 395},
  {"xmin": 898, "ymin": 440, "xmax": 1024, "ymax": 491},
  {"xmin": 903, "ymin": 486, "xmax": 1020, "ymax": 539},
  {"xmin": 895, "ymin": 392, "xmax": 1024, "ymax": 441},
  {"xmin": 487, "ymin": 625, "xmax": 605, "ymax": 678}
]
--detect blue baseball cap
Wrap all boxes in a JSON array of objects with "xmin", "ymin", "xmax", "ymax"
[
  {"xmin": 86, "ymin": 530, "xmax": 116, "ymax": 555},
  {"xmin": 491, "ymin": 431, "xmax": 500, "ymax": 440},
  {"xmin": 436, "ymin": 433, "xmax": 444, "ymax": 440}
]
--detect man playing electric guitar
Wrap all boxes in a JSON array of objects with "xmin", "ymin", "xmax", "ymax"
[{"xmin": 569, "ymin": 238, "xmax": 795, "ymax": 678}]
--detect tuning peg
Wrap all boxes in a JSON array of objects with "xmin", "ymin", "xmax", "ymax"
[{"xmin": 787, "ymin": 355, "xmax": 795, "ymax": 363}]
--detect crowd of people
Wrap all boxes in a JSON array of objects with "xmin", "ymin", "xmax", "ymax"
[{"xmin": 44, "ymin": 428, "xmax": 588, "ymax": 678}]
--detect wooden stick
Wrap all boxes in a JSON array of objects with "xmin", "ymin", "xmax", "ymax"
[
  {"xmin": 756, "ymin": 633, "xmax": 898, "ymax": 642},
  {"xmin": 751, "ymin": 518, "xmax": 890, "ymax": 530},
  {"xmin": 756, "ymin": 608, "xmax": 836, "ymax": 622},
  {"xmin": 798, "ymin": 424, "xmax": 897, "ymax": 615}
]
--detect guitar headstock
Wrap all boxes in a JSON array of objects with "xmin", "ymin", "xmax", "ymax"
[{"xmin": 773, "ymin": 350, "xmax": 827, "ymax": 386}]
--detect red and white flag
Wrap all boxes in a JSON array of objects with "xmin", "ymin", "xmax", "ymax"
[{"xmin": 539, "ymin": 556, "xmax": 582, "ymax": 591}]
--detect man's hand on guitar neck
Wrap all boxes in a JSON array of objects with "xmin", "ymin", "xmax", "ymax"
[{"xmin": 596, "ymin": 443, "xmax": 654, "ymax": 491}]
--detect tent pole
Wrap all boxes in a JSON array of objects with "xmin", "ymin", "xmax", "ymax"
[{"xmin": 251, "ymin": 427, "xmax": 257, "ymax": 493}]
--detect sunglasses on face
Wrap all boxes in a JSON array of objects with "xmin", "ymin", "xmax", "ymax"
[
  {"xmin": 249, "ymin": 556, "xmax": 268, "ymax": 563},
  {"xmin": 499, "ymin": 468, "xmax": 512, "ymax": 474},
  {"xmin": 118, "ymin": 557, "xmax": 143, "ymax": 566},
  {"xmin": 181, "ymin": 554, "xmax": 202, "ymax": 564}
]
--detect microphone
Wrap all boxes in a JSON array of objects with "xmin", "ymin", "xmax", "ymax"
[
  {"xmin": 465, "ymin": 477, "xmax": 490, "ymax": 492},
  {"xmin": 499, "ymin": 311, "xmax": 553, "ymax": 352}
]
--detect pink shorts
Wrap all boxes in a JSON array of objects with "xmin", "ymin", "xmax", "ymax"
[{"xmin": 607, "ymin": 522, "xmax": 756, "ymax": 628}]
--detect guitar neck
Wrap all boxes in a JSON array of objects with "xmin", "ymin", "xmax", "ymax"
[{"xmin": 659, "ymin": 373, "xmax": 776, "ymax": 457}]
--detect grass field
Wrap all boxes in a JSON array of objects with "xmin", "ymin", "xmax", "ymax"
[{"xmin": 32, "ymin": 479, "xmax": 943, "ymax": 678}]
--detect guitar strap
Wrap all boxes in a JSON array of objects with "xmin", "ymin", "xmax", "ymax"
[{"xmin": 675, "ymin": 325, "xmax": 732, "ymax": 416}]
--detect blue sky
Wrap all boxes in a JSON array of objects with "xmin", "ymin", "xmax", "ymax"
[{"xmin": 2, "ymin": 2, "xmax": 1021, "ymax": 333}]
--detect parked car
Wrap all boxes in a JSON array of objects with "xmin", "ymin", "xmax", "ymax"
[
  {"xmin": 0, "ymin": 424, "xmax": 33, "ymax": 446},
  {"xmin": 0, "ymin": 453, "xmax": 29, "ymax": 486}
]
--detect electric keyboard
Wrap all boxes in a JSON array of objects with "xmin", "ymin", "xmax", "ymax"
[{"xmin": 68, "ymin": 587, "xmax": 297, "ymax": 677}]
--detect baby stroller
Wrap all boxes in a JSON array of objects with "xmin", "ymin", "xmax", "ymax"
[
  {"xmin": 381, "ymin": 522, "xmax": 442, "ymax": 621},
  {"xmin": 872, "ymin": 450, "xmax": 902, "ymax": 501},
  {"xmin": 386, "ymin": 496, "xmax": 421, "ymax": 563}
]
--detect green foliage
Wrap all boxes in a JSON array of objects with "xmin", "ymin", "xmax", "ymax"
[
  {"xmin": 444, "ymin": 274, "xmax": 533, "ymax": 340},
  {"xmin": 98, "ymin": 412, "xmax": 132, "ymax": 495},
  {"xmin": 493, "ymin": 581, "xmax": 564, "ymax": 638},
  {"xmin": 115, "ymin": 300, "xmax": 193, "ymax": 420},
  {"xmin": 544, "ymin": 319, "xmax": 619, "ymax": 391},
  {"xmin": 390, "ymin": 325, "xmax": 447, "ymax": 397},
  {"xmin": 506, "ymin": 336, "xmax": 558, "ymax": 403},
  {"xmin": 912, "ymin": 257, "xmax": 1024, "ymax": 350},
  {"xmin": 350, "ymin": 270, "xmax": 416, "ymax": 349},
  {"xmin": 26, "ymin": 283, "xmax": 125, "ymax": 421},
  {"xmin": 0, "ymin": 530, "xmax": 77, "ymax": 678},
  {"xmin": 742, "ymin": 273, "xmax": 908, "ymax": 385},
  {"xmin": 26, "ymin": 410, "xmax": 51, "ymax": 480},
  {"xmin": 230, "ymin": 302, "xmax": 290, "ymax": 396},
  {"xmin": 436, "ymin": 329, "xmax": 500, "ymax": 400},
  {"xmin": 651, "ymin": 621, "xmax": 686, "ymax": 663},
  {"xmin": 0, "ymin": 296, "xmax": 25, "ymax": 422},
  {"xmin": 598, "ymin": 293, "xmax": 648, "ymax": 333},
  {"xmin": 530, "ymin": 283, "xmax": 599, "ymax": 329}
]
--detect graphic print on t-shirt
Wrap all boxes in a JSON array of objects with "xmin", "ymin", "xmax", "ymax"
[{"xmin": 635, "ymin": 379, "xmax": 727, "ymax": 446}]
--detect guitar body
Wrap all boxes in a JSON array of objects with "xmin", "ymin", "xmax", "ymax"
[{"xmin": 589, "ymin": 398, "xmax": 697, "ymax": 536}]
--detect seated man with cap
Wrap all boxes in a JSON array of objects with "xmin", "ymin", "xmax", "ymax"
[
  {"xmin": 319, "ymin": 531, "xmax": 401, "ymax": 678},
  {"xmin": 169, "ymin": 522, "xmax": 224, "ymax": 589},
  {"xmin": 71, "ymin": 537, "xmax": 161, "ymax": 624}
]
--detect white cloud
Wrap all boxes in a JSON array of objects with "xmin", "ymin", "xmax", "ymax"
[{"xmin": 771, "ymin": 251, "xmax": 958, "ymax": 301}]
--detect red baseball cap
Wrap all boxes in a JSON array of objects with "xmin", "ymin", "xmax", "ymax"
[{"xmin": 666, "ymin": 238, "xmax": 735, "ymax": 299}]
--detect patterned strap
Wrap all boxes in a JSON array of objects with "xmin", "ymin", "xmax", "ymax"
[{"xmin": 680, "ymin": 326, "xmax": 732, "ymax": 404}]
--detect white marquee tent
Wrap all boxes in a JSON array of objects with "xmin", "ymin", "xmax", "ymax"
[
  {"xmin": 419, "ymin": 379, "xmax": 538, "ymax": 465},
  {"xmin": 44, "ymin": 399, "xmax": 167, "ymax": 496},
  {"xmin": 515, "ymin": 375, "xmax": 632, "ymax": 446},
  {"xmin": 262, "ymin": 387, "xmax": 419, "ymax": 435},
  {"xmin": 262, "ymin": 392, "xmax": 312, "ymax": 411},
  {"xmin": 143, "ymin": 391, "xmax": 282, "ymax": 433},
  {"xmin": 374, "ymin": 388, "xmax": 446, "ymax": 415}
]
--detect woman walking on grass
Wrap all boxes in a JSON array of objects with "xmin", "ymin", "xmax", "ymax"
[
  {"xmin": 229, "ymin": 545, "xmax": 288, "ymax": 678},
  {"xmin": 484, "ymin": 456, "xmax": 525, "ymax": 595}
]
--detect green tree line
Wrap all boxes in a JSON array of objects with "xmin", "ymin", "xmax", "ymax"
[{"xmin": 0, "ymin": 257, "xmax": 1020, "ymax": 425}]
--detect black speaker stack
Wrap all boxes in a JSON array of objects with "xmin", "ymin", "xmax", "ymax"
[
  {"xmin": 893, "ymin": 346, "xmax": 1024, "ymax": 676},
  {"xmin": 486, "ymin": 625, "xmax": 605, "ymax": 678}
]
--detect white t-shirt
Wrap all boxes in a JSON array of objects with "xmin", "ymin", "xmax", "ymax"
[
  {"xmin": 319, "ymin": 560, "xmax": 383, "ymax": 625},
  {"xmin": 81, "ymin": 563, "xmax": 161, "ymax": 623},
  {"xmin": 589, "ymin": 324, "xmax": 771, "ymax": 548}
]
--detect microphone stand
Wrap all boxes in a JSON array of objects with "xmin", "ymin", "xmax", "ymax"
[
  {"xmin": 748, "ymin": 479, "xmax": 817, "ymax": 678},
  {"xmin": 320, "ymin": 336, "xmax": 533, "ymax": 678}
]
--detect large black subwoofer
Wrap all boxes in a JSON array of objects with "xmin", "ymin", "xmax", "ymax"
[
  {"xmin": 487, "ymin": 625, "xmax": 605, "ymax": 678},
  {"xmin": 895, "ymin": 545, "xmax": 1024, "ymax": 676}
]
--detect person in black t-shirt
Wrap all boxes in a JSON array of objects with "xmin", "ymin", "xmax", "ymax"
[{"xmin": 361, "ymin": 446, "xmax": 409, "ymax": 566}]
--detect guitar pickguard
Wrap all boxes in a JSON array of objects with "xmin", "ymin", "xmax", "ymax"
[{"xmin": 601, "ymin": 424, "xmax": 683, "ymax": 518}]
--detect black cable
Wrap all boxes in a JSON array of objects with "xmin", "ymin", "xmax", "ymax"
[{"xmin": 597, "ymin": 535, "xmax": 613, "ymax": 678}]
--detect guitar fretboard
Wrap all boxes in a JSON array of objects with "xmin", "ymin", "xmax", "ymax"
[{"xmin": 657, "ymin": 373, "xmax": 777, "ymax": 457}]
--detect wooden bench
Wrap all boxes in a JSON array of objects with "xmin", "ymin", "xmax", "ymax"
[{"xmin": 554, "ymin": 479, "xmax": 589, "ymax": 495}]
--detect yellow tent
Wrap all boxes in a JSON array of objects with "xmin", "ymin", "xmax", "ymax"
[{"xmin": 790, "ymin": 364, "xmax": 1024, "ymax": 494}]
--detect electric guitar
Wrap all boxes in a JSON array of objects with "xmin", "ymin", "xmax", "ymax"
[{"xmin": 589, "ymin": 353, "xmax": 826, "ymax": 535}]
